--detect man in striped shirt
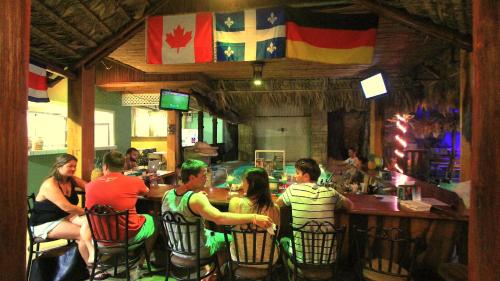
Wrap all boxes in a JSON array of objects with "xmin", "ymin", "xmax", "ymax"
[{"xmin": 276, "ymin": 158, "xmax": 352, "ymax": 263}]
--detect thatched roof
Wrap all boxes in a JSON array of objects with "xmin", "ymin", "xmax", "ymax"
[{"xmin": 29, "ymin": 0, "xmax": 471, "ymax": 121}]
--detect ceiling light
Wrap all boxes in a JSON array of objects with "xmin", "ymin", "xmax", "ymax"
[{"xmin": 252, "ymin": 61, "xmax": 264, "ymax": 87}]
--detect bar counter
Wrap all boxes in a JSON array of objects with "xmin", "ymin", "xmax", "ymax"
[
  {"xmin": 140, "ymin": 183, "xmax": 468, "ymax": 269},
  {"xmin": 144, "ymin": 184, "xmax": 467, "ymax": 221}
]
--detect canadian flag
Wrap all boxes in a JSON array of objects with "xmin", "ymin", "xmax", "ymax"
[
  {"xmin": 147, "ymin": 13, "xmax": 213, "ymax": 64},
  {"xmin": 28, "ymin": 63, "xmax": 49, "ymax": 102}
]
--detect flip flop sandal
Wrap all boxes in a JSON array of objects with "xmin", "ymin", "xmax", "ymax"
[{"xmin": 93, "ymin": 272, "xmax": 111, "ymax": 280}]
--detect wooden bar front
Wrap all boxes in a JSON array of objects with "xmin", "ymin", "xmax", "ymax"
[{"xmin": 141, "ymin": 183, "xmax": 468, "ymax": 271}]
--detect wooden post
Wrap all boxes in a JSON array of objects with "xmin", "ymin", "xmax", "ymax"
[
  {"xmin": 67, "ymin": 66, "xmax": 95, "ymax": 181},
  {"xmin": 459, "ymin": 50, "xmax": 472, "ymax": 181},
  {"xmin": 167, "ymin": 110, "xmax": 180, "ymax": 171},
  {"xmin": 198, "ymin": 111, "xmax": 204, "ymax": 142},
  {"xmin": 212, "ymin": 116, "xmax": 218, "ymax": 144},
  {"xmin": 369, "ymin": 100, "xmax": 383, "ymax": 156},
  {"xmin": 0, "ymin": 1, "xmax": 29, "ymax": 280},
  {"xmin": 470, "ymin": 0, "xmax": 500, "ymax": 280}
]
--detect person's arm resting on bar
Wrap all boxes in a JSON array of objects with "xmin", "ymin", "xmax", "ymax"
[{"xmin": 190, "ymin": 192, "xmax": 272, "ymax": 228}]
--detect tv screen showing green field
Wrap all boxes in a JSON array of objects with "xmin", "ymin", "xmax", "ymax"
[{"xmin": 159, "ymin": 90, "xmax": 190, "ymax": 111}]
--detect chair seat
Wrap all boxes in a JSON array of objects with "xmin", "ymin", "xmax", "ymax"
[
  {"xmin": 232, "ymin": 263, "xmax": 272, "ymax": 279},
  {"xmin": 287, "ymin": 259, "xmax": 334, "ymax": 280},
  {"xmin": 363, "ymin": 258, "xmax": 408, "ymax": 281},
  {"xmin": 438, "ymin": 263, "xmax": 467, "ymax": 281},
  {"xmin": 171, "ymin": 254, "xmax": 216, "ymax": 268},
  {"xmin": 97, "ymin": 241, "xmax": 144, "ymax": 255}
]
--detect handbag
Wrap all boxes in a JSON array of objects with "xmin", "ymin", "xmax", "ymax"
[{"xmin": 29, "ymin": 243, "xmax": 89, "ymax": 281}]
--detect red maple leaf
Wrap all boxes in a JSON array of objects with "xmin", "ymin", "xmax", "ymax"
[{"xmin": 166, "ymin": 25, "xmax": 192, "ymax": 53}]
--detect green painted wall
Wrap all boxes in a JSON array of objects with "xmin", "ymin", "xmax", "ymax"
[
  {"xmin": 27, "ymin": 87, "xmax": 131, "ymax": 194},
  {"xmin": 95, "ymin": 87, "xmax": 131, "ymax": 153}
]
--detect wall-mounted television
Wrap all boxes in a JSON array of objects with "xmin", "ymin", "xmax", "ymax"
[
  {"xmin": 159, "ymin": 89, "xmax": 190, "ymax": 111},
  {"xmin": 360, "ymin": 73, "xmax": 388, "ymax": 99}
]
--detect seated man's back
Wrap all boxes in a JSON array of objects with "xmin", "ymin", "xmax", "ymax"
[
  {"xmin": 85, "ymin": 151, "xmax": 150, "ymax": 240},
  {"xmin": 277, "ymin": 158, "xmax": 352, "ymax": 262}
]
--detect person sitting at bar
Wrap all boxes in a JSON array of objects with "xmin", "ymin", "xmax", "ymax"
[
  {"xmin": 29, "ymin": 153, "xmax": 90, "ymax": 261},
  {"xmin": 276, "ymin": 158, "xmax": 353, "ymax": 259},
  {"xmin": 124, "ymin": 147, "xmax": 140, "ymax": 170},
  {"xmin": 228, "ymin": 167, "xmax": 280, "ymax": 267},
  {"xmin": 83, "ymin": 151, "xmax": 156, "ymax": 265},
  {"xmin": 161, "ymin": 159, "xmax": 273, "ymax": 260}
]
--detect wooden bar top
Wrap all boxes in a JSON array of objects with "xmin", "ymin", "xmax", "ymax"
[{"xmin": 143, "ymin": 184, "xmax": 467, "ymax": 221}]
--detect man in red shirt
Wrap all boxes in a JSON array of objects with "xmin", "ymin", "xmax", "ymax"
[{"xmin": 83, "ymin": 151, "xmax": 155, "ymax": 264}]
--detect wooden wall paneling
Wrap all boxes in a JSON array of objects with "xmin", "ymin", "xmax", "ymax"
[
  {"xmin": 68, "ymin": 66, "xmax": 95, "ymax": 181},
  {"xmin": 0, "ymin": 1, "xmax": 30, "ymax": 280},
  {"xmin": 470, "ymin": 0, "xmax": 500, "ymax": 280}
]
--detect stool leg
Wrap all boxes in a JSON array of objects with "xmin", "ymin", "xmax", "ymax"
[{"xmin": 164, "ymin": 254, "xmax": 171, "ymax": 281}]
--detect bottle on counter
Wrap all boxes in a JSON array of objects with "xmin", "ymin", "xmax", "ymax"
[{"xmin": 205, "ymin": 168, "xmax": 212, "ymax": 188}]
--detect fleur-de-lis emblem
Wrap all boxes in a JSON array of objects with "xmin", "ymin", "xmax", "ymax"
[
  {"xmin": 267, "ymin": 42, "xmax": 276, "ymax": 54},
  {"xmin": 225, "ymin": 17, "xmax": 234, "ymax": 28},
  {"xmin": 267, "ymin": 12, "xmax": 277, "ymax": 25},
  {"xmin": 224, "ymin": 46, "xmax": 234, "ymax": 58}
]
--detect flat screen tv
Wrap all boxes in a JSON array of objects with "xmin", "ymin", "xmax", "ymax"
[
  {"xmin": 360, "ymin": 73, "xmax": 388, "ymax": 99},
  {"xmin": 159, "ymin": 89, "xmax": 190, "ymax": 111}
]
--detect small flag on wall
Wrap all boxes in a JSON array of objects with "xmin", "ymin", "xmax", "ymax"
[
  {"xmin": 215, "ymin": 7, "xmax": 286, "ymax": 61},
  {"xmin": 28, "ymin": 63, "xmax": 49, "ymax": 102},
  {"xmin": 286, "ymin": 9, "xmax": 378, "ymax": 64},
  {"xmin": 146, "ymin": 12, "xmax": 213, "ymax": 64}
]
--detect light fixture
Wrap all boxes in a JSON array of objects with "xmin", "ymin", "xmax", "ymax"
[{"xmin": 252, "ymin": 61, "xmax": 264, "ymax": 86}]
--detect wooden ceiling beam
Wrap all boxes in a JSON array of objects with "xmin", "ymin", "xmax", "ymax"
[
  {"xmin": 31, "ymin": 26, "xmax": 80, "ymax": 57},
  {"xmin": 31, "ymin": 0, "xmax": 97, "ymax": 48},
  {"xmin": 73, "ymin": 0, "xmax": 170, "ymax": 71},
  {"xmin": 30, "ymin": 54, "xmax": 77, "ymax": 79},
  {"xmin": 353, "ymin": 0, "xmax": 472, "ymax": 51},
  {"xmin": 97, "ymin": 81, "xmax": 208, "ymax": 93}
]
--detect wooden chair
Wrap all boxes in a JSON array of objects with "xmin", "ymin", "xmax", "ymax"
[
  {"xmin": 160, "ymin": 211, "xmax": 220, "ymax": 281},
  {"xmin": 282, "ymin": 221, "xmax": 345, "ymax": 281},
  {"xmin": 26, "ymin": 193, "xmax": 71, "ymax": 281},
  {"xmin": 353, "ymin": 226, "xmax": 423, "ymax": 281},
  {"xmin": 85, "ymin": 205, "xmax": 151, "ymax": 281},
  {"xmin": 223, "ymin": 223, "xmax": 279, "ymax": 281}
]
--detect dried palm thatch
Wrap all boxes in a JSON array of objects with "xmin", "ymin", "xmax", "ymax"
[{"xmin": 213, "ymin": 77, "xmax": 424, "ymax": 120}]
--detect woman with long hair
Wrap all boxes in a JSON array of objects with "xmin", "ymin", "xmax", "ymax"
[
  {"xmin": 228, "ymin": 167, "xmax": 280, "ymax": 267},
  {"xmin": 29, "ymin": 153, "xmax": 89, "ymax": 261}
]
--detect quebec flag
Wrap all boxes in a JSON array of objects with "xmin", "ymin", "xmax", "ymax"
[{"xmin": 215, "ymin": 7, "xmax": 286, "ymax": 61}]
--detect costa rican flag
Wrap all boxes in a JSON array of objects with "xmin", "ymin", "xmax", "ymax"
[
  {"xmin": 215, "ymin": 7, "xmax": 286, "ymax": 62},
  {"xmin": 28, "ymin": 63, "xmax": 49, "ymax": 102}
]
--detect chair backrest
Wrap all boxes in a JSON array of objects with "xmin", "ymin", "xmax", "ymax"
[
  {"xmin": 224, "ymin": 223, "xmax": 278, "ymax": 267},
  {"xmin": 26, "ymin": 193, "xmax": 36, "ymax": 241},
  {"xmin": 161, "ymin": 211, "xmax": 201, "ymax": 257},
  {"xmin": 290, "ymin": 221, "xmax": 345, "ymax": 265},
  {"xmin": 353, "ymin": 226, "xmax": 419, "ymax": 279},
  {"xmin": 85, "ymin": 205, "xmax": 130, "ymax": 246}
]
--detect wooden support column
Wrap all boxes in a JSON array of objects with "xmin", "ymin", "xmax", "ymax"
[
  {"xmin": 212, "ymin": 116, "xmax": 218, "ymax": 144},
  {"xmin": 0, "ymin": 1, "xmax": 29, "ymax": 280},
  {"xmin": 67, "ymin": 66, "xmax": 95, "ymax": 181},
  {"xmin": 459, "ymin": 50, "xmax": 472, "ymax": 181},
  {"xmin": 369, "ymin": 100, "xmax": 383, "ymax": 156},
  {"xmin": 470, "ymin": 0, "xmax": 499, "ymax": 280},
  {"xmin": 198, "ymin": 111, "xmax": 204, "ymax": 142},
  {"xmin": 167, "ymin": 110, "xmax": 180, "ymax": 171}
]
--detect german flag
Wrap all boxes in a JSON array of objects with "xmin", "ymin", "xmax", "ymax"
[{"xmin": 286, "ymin": 8, "xmax": 378, "ymax": 64}]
